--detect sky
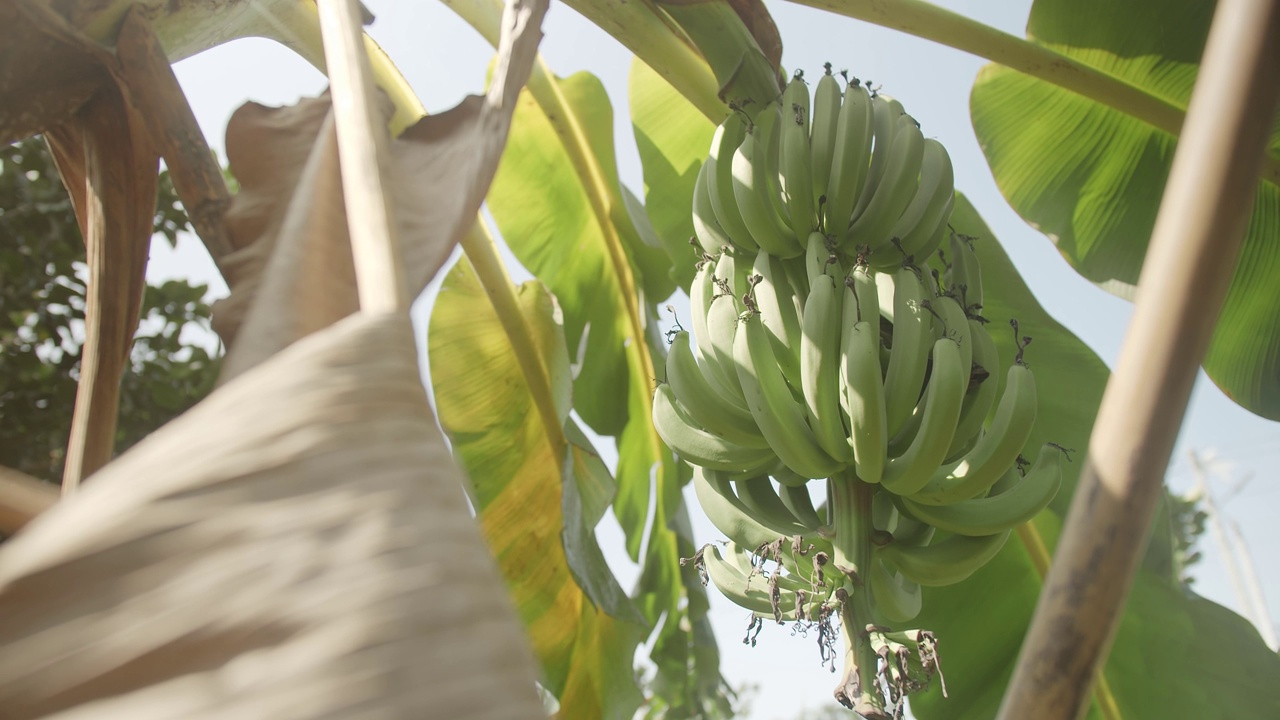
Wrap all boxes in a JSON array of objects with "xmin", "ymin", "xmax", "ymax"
[{"xmin": 156, "ymin": 0, "xmax": 1280, "ymax": 717}]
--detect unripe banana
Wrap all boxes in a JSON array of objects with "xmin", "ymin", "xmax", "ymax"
[
  {"xmin": 881, "ymin": 138, "xmax": 955, "ymax": 269},
  {"xmin": 848, "ymin": 114, "xmax": 925, "ymax": 255},
  {"xmin": 665, "ymin": 330, "xmax": 759, "ymax": 442},
  {"xmin": 883, "ymin": 266, "xmax": 935, "ymax": 439},
  {"xmin": 692, "ymin": 160, "xmax": 732, "ymax": 254},
  {"xmin": 840, "ymin": 276, "xmax": 887, "ymax": 484},
  {"xmin": 878, "ymin": 529, "xmax": 1010, "ymax": 587},
  {"xmin": 735, "ymin": 311, "xmax": 843, "ymax": 480},
  {"xmin": 949, "ymin": 231, "xmax": 984, "ymax": 313},
  {"xmin": 732, "ymin": 105, "xmax": 801, "ymax": 257},
  {"xmin": 869, "ymin": 555, "xmax": 922, "ymax": 624},
  {"xmin": 707, "ymin": 113, "xmax": 759, "ymax": 253},
  {"xmin": 779, "ymin": 482, "xmax": 826, "ymax": 532},
  {"xmin": 847, "ymin": 261, "xmax": 881, "ymax": 323},
  {"xmin": 802, "ymin": 274, "xmax": 854, "ymax": 464},
  {"xmin": 805, "ymin": 231, "xmax": 841, "ymax": 287},
  {"xmin": 930, "ymin": 294, "xmax": 973, "ymax": 382},
  {"xmin": 823, "ymin": 80, "xmax": 873, "ymax": 241},
  {"xmin": 852, "ymin": 94, "xmax": 905, "ymax": 221},
  {"xmin": 899, "ymin": 443, "xmax": 1065, "ymax": 536},
  {"xmin": 779, "ymin": 73, "xmax": 817, "ymax": 243},
  {"xmin": 751, "ymin": 248, "xmax": 805, "ymax": 388},
  {"xmin": 810, "ymin": 66, "xmax": 842, "ymax": 207},
  {"xmin": 704, "ymin": 251, "xmax": 749, "ymax": 397},
  {"xmin": 653, "ymin": 384, "xmax": 778, "ymax": 473},
  {"xmin": 943, "ymin": 318, "xmax": 1000, "ymax": 460},
  {"xmin": 702, "ymin": 542, "xmax": 798, "ymax": 619},
  {"xmin": 880, "ymin": 338, "xmax": 967, "ymax": 497},
  {"xmin": 736, "ymin": 475, "xmax": 811, "ymax": 534},
  {"xmin": 911, "ymin": 361, "xmax": 1037, "ymax": 506},
  {"xmin": 693, "ymin": 467, "xmax": 794, "ymax": 548},
  {"xmin": 690, "ymin": 257, "xmax": 743, "ymax": 400}
]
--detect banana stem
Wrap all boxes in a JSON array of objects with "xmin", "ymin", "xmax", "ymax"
[
  {"xmin": 836, "ymin": 590, "xmax": 889, "ymax": 717},
  {"xmin": 828, "ymin": 470, "xmax": 871, "ymax": 577}
]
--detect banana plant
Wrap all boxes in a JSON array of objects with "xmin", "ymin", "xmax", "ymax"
[{"xmin": 3, "ymin": 0, "xmax": 1279, "ymax": 718}]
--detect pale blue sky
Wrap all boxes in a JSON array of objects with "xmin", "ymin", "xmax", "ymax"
[{"xmin": 155, "ymin": 1, "xmax": 1279, "ymax": 716}]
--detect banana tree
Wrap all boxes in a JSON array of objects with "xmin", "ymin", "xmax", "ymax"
[{"xmin": 0, "ymin": 0, "xmax": 1278, "ymax": 718}]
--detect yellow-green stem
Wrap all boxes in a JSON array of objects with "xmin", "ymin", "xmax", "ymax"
[
  {"xmin": 460, "ymin": 220, "xmax": 567, "ymax": 457},
  {"xmin": 785, "ymin": 0, "xmax": 1280, "ymax": 187}
]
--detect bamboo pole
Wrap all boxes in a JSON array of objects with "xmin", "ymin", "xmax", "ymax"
[{"xmin": 997, "ymin": 1, "xmax": 1280, "ymax": 718}]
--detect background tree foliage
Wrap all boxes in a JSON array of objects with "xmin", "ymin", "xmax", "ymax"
[{"xmin": 0, "ymin": 138, "xmax": 221, "ymax": 483}]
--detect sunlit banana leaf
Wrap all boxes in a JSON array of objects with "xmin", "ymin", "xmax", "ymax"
[
  {"xmin": 970, "ymin": 0, "xmax": 1280, "ymax": 419},
  {"xmin": 629, "ymin": 57, "xmax": 717, "ymax": 291},
  {"xmin": 430, "ymin": 258, "xmax": 645, "ymax": 717},
  {"xmin": 441, "ymin": 17, "xmax": 727, "ymax": 704},
  {"xmin": 907, "ymin": 196, "xmax": 1280, "ymax": 720}
]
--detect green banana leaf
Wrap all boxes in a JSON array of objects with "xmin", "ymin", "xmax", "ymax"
[
  {"xmin": 970, "ymin": 0, "xmax": 1280, "ymax": 419},
  {"xmin": 906, "ymin": 196, "xmax": 1280, "ymax": 720},
  {"xmin": 467, "ymin": 36, "xmax": 728, "ymax": 709},
  {"xmin": 629, "ymin": 58, "xmax": 717, "ymax": 291},
  {"xmin": 429, "ymin": 258, "xmax": 644, "ymax": 718}
]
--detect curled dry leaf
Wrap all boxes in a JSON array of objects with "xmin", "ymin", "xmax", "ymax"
[
  {"xmin": 214, "ymin": 0, "xmax": 547, "ymax": 379},
  {"xmin": 0, "ymin": 313, "xmax": 545, "ymax": 719}
]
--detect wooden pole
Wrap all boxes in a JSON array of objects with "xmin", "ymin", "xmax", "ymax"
[{"xmin": 997, "ymin": 1, "xmax": 1280, "ymax": 718}]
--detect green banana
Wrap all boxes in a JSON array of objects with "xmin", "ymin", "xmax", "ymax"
[
  {"xmin": 735, "ymin": 311, "xmax": 843, "ymax": 480},
  {"xmin": 899, "ymin": 443, "xmax": 1064, "ymax": 536},
  {"xmin": 878, "ymin": 530, "xmax": 1010, "ymax": 587},
  {"xmin": 848, "ymin": 114, "xmax": 925, "ymax": 256},
  {"xmin": 732, "ymin": 105, "xmax": 801, "ymax": 257},
  {"xmin": 912, "ymin": 361, "xmax": 1037, "ymax": 506},
  {"xmin": 700, "ymin": 542, "xmax": 784, "ymax": 618},
  {"xmin": 802, "ymin": 274, "xmax": 854, "ymax": 464},
  {"xmin": 823, "ymin": 80, "xmax": 873, "ymax": 241},
  {"xmin": 705, "ymin": 251, "xmax": 748, "ymax": 398},
  {"xmin": 882, "ymin": 266, "xmax": 934, "ymax": 439},
  {"xmin": 707, "ymin": 113, "xmax": 759, "ymax": 253},
  {"xmin": 852, "ymin": 94, "xmax": 905, "ymax": 223},
  {"xmin": 751, "ymin": 248, "xmax": 805, "ymax": 388},
  {"xmin": 779, "ymin": 73, "xmax": 817, "ymax": 244},
  {"xmin": 847, "ymin": 261, "xmax": 881, "ymax": 323},
  {"xmin": 805, "ymin": 231, "xmax": 840, "ymax": 287},
  {"xmin": 692, "ymin": 160, "xmax": 732, "ymax": 254},
  {"xmin": 943, "ymin": 318, "xmax": 1000, "ymax": 460},
  {"xmin": 810, "ymin": 66, "xmax": 842, "ymax": 206},
  {"xmin": 880, "ymin": 338, "xmax": 967, "ymax": 497},
  {"xmin": 949, "ymin": 231, "xmax": 984, "ymax": 313},
  {"xmin": 779, "ymin": 483, "xmax": 826, "ymax": 531},
  {"xmin": 653, "ymin": 384, "xmax": 778, "ymax": 473},
  {"xmin": 840, "ymin": 275, "xmax": 887, "ymax": 484},
  {"xmin": 665, "ymin": 330, "xmax": 759, "ymax": 442},
  {"xmin": 884, "ymin": 138, "xmax": 955, "ymax": 268},
  {"xmin": 869, "ymin": 555, "xmax": 922, "ymax": 624},
  {"xmin": 930, "ymin": 294, "xmax": 973, "ymax": 382},
  {"xmin": 690, "ymin": 257, "xmax": 742, "ymax": 402},
  {"xmin": 694, "ymin": 467, "xmax": 793, "ymax": 548},
  {"xmin": 737, "ymin": 475, "xmax": 811, "ymax": 534}
]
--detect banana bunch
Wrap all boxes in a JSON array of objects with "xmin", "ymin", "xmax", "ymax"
[
  {"xmin": 691, "ymin": 66, "xmax": 956, "ymax": 271},
  {"xmin": 665, "ymin": 67, "xmax": 1069, "ymax": 717}
]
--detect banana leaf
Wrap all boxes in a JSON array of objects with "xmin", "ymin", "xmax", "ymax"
[{"xmin": 970, "ymin": 0, "xmax": 1280, "ymax": 420}]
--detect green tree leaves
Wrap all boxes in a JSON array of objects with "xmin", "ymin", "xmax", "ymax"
[{"xmin": 970, "ymin": 0, "xmax": 1280, "ymax": 419}]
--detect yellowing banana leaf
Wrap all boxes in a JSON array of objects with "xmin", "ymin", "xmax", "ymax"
[
  {"xmin": 907, "ymin": 196, "xmax": 1280, "ymax": 720},
  {"xmin": 970, "ymin": 0, "xmax": 1280, "ymax": 419},
  {"xmin": 629, "ymin": 57, "xmax": 717, "ymax": 291},
  {"xmin": 441, "ymin": 2, "xmax": 729, "ymax": 707},
  {"xmin": 429, "ymin": 257, "xmax": 645, "ymax": 718},
  {"xmin": 0, "ymin": 311, "xmax": 546, "ymax": 720}
]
